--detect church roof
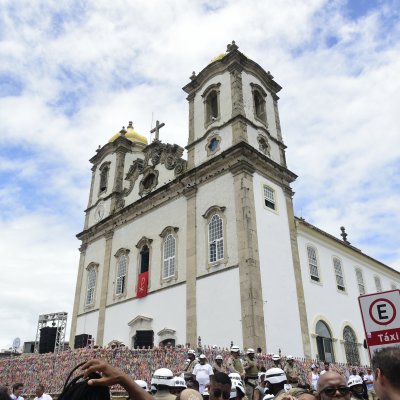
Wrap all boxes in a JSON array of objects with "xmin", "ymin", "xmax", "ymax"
[{"xmin": 109, "ymin": 121, "xmax": 148, "ymax": 145}]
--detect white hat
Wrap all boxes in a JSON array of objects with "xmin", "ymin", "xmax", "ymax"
[
  {"xmin": 247, "ymin": 348, "xmax": 255, "ymax": 354},
  {"xmin": 286, "ymin": 355, "xmax": 294, "ymax": 360},
  {"xmin": 264, "ymin": 395, "xmax": 274, "ymax": 400},
  {"xmin": 265, "ymin": 368, "xmax": 287, "ymax": 384},
  {"xmin": 311, "ymin": 364, "xmax": 316, "ymax": 369},
  {"xmin": 231, "ymin": 345, "xmax": 240, "ymax": 352},
  {"xmin": 348, "ymin": 376, "xmax": 363, "ymax": 388},
  {"xmin": 135, "ymin": 380, "xmax": 149, "ymax": 391},
  {"xmin": 188, "ymin": 349, "xmax": 196, "ymax": 355},
  {"xmin": 230, "ymin": 380, "xmax": 245, "ymax": 399},
  {"xmin": 272, "ymin": 354, "xmax": 281, "ymax": 361},
  {"xmin": 216, "ymin": 355, "xmax": 223, "ymax": 360},
  {"xmin": 171, "ymin": 377, "xmax": 187, "ymax": 388},
  {"xmin": 199, "ymin": 354, "xmax": 207, "ymax": 359}
]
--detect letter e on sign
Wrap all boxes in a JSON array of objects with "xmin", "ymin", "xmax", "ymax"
[{"xmin": 369, "ymin": 298, "xmax": 396, "ymax": 325}]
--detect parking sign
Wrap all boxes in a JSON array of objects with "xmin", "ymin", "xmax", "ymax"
[{"xmin": 358, "ymin": 289, "xmax": 400, "ymax": 359}]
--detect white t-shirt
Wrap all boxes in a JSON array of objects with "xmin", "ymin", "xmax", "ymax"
[
  {"xmin": 363, "ymin": 374, "xmax": 374, "ymax": 391},
  {"xmin": 34, "ymin": 394, "xmax": 53, "ymax": 400},
  {"xmin": 193, "ymin": 363, "xmax": 214, "ymax": 387},
  {"xmin": 10, "ymin": 395, "xmax": 24, "ymax": 400}
]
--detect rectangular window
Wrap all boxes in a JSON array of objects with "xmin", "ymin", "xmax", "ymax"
[
  {"xmin": 356, "ymin": 269, "xmax": 365, "ymax": 295},
  {"xmin": 263, "ymin": 185, "xmax": 275, "ymax": 210},
  {"xmin": 307, "ymin": 246, "xmax": 320, "ymax": 282},
  {"xmin": 333, "ymin": 258, "xmax": 345, "ymax": 291},
  {"xmin": 374, "ymin": 276, "xmax": 382, "ymax": 292}
]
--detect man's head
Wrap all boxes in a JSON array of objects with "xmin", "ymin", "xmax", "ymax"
[
  {"xmin": 372, "ymin": 347, "xmax": 400, "ymax": 400},
  {"xmin": 351, "ymin": 368, "xmax": 357, "ymax": 376},
  {"xmin": 209, "ymin": 373, "xmax": 232, "ymax": 400},
  {"xmin": 287, "ymin": 355, "xmax": 294, "ymax": 365},
  {"xmin": 265, "ymin": 368, "xmax": 287, "ymax": 395},
  {"xmin": 216, "ymin": 355, "xmax": 223, "ymax": 365},
  {"xmin": 199, "ymin": 354, "xmax": 207, "ymax": 365},
  {"xmin": 316, "ymin": 372, "xmax": 351, "ymax": 400},
  {"xmin": 272, "ymin": 355, "xmax": 281, "ymax": 366},
  {"xmin": 180, "ymin": 389, "xmax": 203, "ymax": 400},
  {"xmin": 348, "ymin": 376, "xmax": 364, "ymax": 398},
  {"xmin": 324, "ymin": 363, "xmax": 330, "ymax": 371},
  {"xmin": 12, "ymin": 384, "xmax": 23, "ymax": 396},
  {"xmin": 186, "ymin": 379, "xmax": 200, "ymax": 392},
  {"xmin": 231, "ymin": 346, "xmax": 240, "ymax": 358},
  {"xmin": 247, "ymin": 348, "xmax": 255, "ymax": 360},
  {"xmin": 367, "ymin": 368, "xmax": 372, "ymax": 375},
  {"xmin": 35, "ymin": 385, "xmax": 45, "ymax": 398},
  {"xmin": 151, "ymin": 368, "xmax": 174, "ymax": 391},
  {"xmin": 188, "ymin": 349, "xmax": 196, "ymax": 361}
]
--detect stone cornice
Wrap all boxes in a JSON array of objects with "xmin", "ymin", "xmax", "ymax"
[
  {"xmin": 89, "ymin": 136, "xmax": 145, "ymax": 165},
  {"xmin": 185, "ymin": 114, "xmax": 286, "ymax": 150},
  {"xmin": 183, "ymin": 49, "xmax": 282, "ymax": 98},
  {"xmin": 77, "ymin": 142, "xmax": 297, "ymax": 244},
  {"xmin": 296, "ymin": 217, "xmax": 400, "ymax": 278}
]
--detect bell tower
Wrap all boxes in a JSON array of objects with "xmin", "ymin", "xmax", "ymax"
[{"xmin": 183, "ymin": 41, "xmax": 287, "ymax": 170}]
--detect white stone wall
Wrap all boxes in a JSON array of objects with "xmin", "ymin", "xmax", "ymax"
[
  {"xmin": 79, "ymin": 236, "xmax": 106, "ymax": 313},
  {"xmin": 193, "ymin": 72, "xmax": 232, "ymax": 142},
  {"xmin": 76, "ymin": 310, "xmax": 99, "ymax": 340},
  {"xmin": 105, "ymin": 196, "xmax": 188, "ymax": 305},
  {"xmin": 246, "ymin": 125, "xmax": 281, "ymax": 165},
  {"xmin": 87, "ymin": 153, "xmax": 116, "ymax": 228},
  {"xmin": 297, "ymin": 228, "xmax": 400, "ymax": 364},
  {"xmin": 195, "ymin": 173, "xmax": 239, "ymax": 276},
  {"xmin": 253, "ymin": 172, "xmax": 305, "ymax": 356},
  {"xmin": 242, "ymin": 72, "xmax": 278, "ymax": 139},
  {"xmin": 193, "ymin": 125, "xmax": 233, "ymax": 167},
  {"xmin": 197, "ymin": 267, "xmax": 242, "ymax": 347},
  {"xmin": 103, "ymin": 283, "xmax": 186, "ymax": 347}
]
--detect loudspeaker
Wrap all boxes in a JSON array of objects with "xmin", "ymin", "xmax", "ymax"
[
  {"xmin": 74, "ymin": 333, "xmax": 91, "ymax": 348},
  {"xmin": 134, "ymin": 330, "xmax": 154, "ymax": 349},
  {"xmin": 39, "ymin": 327, "xmax": 57, "ymax": 354}
]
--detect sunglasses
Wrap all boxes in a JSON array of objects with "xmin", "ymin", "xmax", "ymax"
[
  {"xmin": 213, "ymin": 389, "xmax": 231, "ymax": 400},
  {"xmin": 320, "ymin": 387, "xmax": 351, "ymax": 397}
]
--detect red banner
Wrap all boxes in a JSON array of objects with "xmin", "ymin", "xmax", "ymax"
[{"xmin": 136, "ymin": 271, "xmax": 148, "ymax": 298}]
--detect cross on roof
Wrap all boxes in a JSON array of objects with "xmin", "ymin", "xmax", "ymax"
[{"xmin": 150, "ymin": 120, "xmax": 165, "ymax": 141}]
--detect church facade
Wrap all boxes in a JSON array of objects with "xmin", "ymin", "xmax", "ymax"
[{"xmin": 70, "ymin": 42, "xmax": 400, "ymax": 365}]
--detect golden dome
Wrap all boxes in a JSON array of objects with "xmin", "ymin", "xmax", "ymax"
[
  {"xmin": 108, "ymin": 121, "xmax": 148, "ymax": 145},
  {"xmin": 209, "ymin": 53, "xmax": 226, "ymax": 64}
]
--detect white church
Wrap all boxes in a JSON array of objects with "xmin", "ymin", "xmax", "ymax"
[{"xmin": 70, "ymin": 41, "xmax": 399, "ymax": 366}]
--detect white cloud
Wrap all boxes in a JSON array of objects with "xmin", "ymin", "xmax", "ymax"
[{"xmin": 0, "ymin": 0, "xmax": 399, "ymax": 349}]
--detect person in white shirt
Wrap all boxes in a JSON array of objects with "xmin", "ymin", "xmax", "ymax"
[
  {"xmin": 348, "ymin": 368, "xmax": 359, "ymax": 381},
  {"xmin": 192, "ymin": 354, "xmax": 214, "ymax": 394},
  {"xmin": 33, "ymin": 385, "xmax": 52, "ymax": 400},
  {"xmin": 363, "ymin": 368, "xmax": 376, "ymax": 400},
  {"xmin": 10, "ymin": 383, "xmax": 24, "ymax": 400}
]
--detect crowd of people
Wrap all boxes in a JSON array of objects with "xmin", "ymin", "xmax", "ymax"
[
  {"xmin": 0, "ymin": 344, "xmax": 394, "ymax": 398},
  {"xmin": 0, "ymin": 346, "xmax": 400, "ymax": 400}
]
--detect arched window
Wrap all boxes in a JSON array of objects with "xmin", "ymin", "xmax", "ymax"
[
  {"xmin": 374, "ymin": 276, "xmax": 382, "ymax": 292},
  {"xmin": 251, "ymin": 83, "xmax": 267, "ymax": 124},
  {"xmin": 202, "ymin": 83, "xmax": 221, "ymax": 127},
  {"xmin": 355, "ymin": 268, "xmax": 365, "ymax": 295},
  {"xmin": 163, "ymin": 234, "xmax": 176, "ymax": 279},
  {"xmin": 209, "ymin": 214, "xmax": 224, "ymax": 263},
  {"xmin": 316, "ymin": 320, "xmax": 335, "ymax": 362},
  {"xmin": 86, "ymin": 268, "xmax": 97, "ymax": 305},
  {"xmin": 343, "ymin": 326, "xmax": 360, "ymax": 365},
  {"xmin": 99, "ymin": 162, "xmax": 110, "ymax": 194},
  {"xmin": 307, "ymin": 246, "xmax": 320, "ymax": 282},
  {"xmin": 333, "ymin": 257, "xmax": 345, "ymax": 291},
  {"xmin": 116, "ymin": 255, "xmax": 128, "ymax": 295}
]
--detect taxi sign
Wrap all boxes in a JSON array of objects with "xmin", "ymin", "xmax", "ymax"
[{"xmin": 359, "ymin": 289, "xmax": 400, "ymax": 359}]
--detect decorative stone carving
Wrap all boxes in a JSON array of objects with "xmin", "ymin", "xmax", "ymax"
[
  {"xmin": 123, "ymin": 159, "xmax": 144, "ymax": 197},
  {"xmin": 205, "ymin": 133, "xmax": 222, "ymax": 156},
  {"xmin": 139, "ymin": 167, "xmax": 159, "ymax": 197},
  {"xmin": 257, "ymin": 134, "xmax": 270, "ymax": 156},
  {"xmin": 230, "ymin": 68, "xmax": 244, "ymax": 117}
]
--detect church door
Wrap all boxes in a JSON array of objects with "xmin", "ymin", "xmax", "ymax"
[{"xmin": 134, "ymin": 330, "xmax": 154, "ymax": 349}]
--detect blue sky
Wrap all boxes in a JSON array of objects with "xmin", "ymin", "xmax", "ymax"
[{"xmin": 0, "ymin": 0, "xmax": 399, "ymax": 350}]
